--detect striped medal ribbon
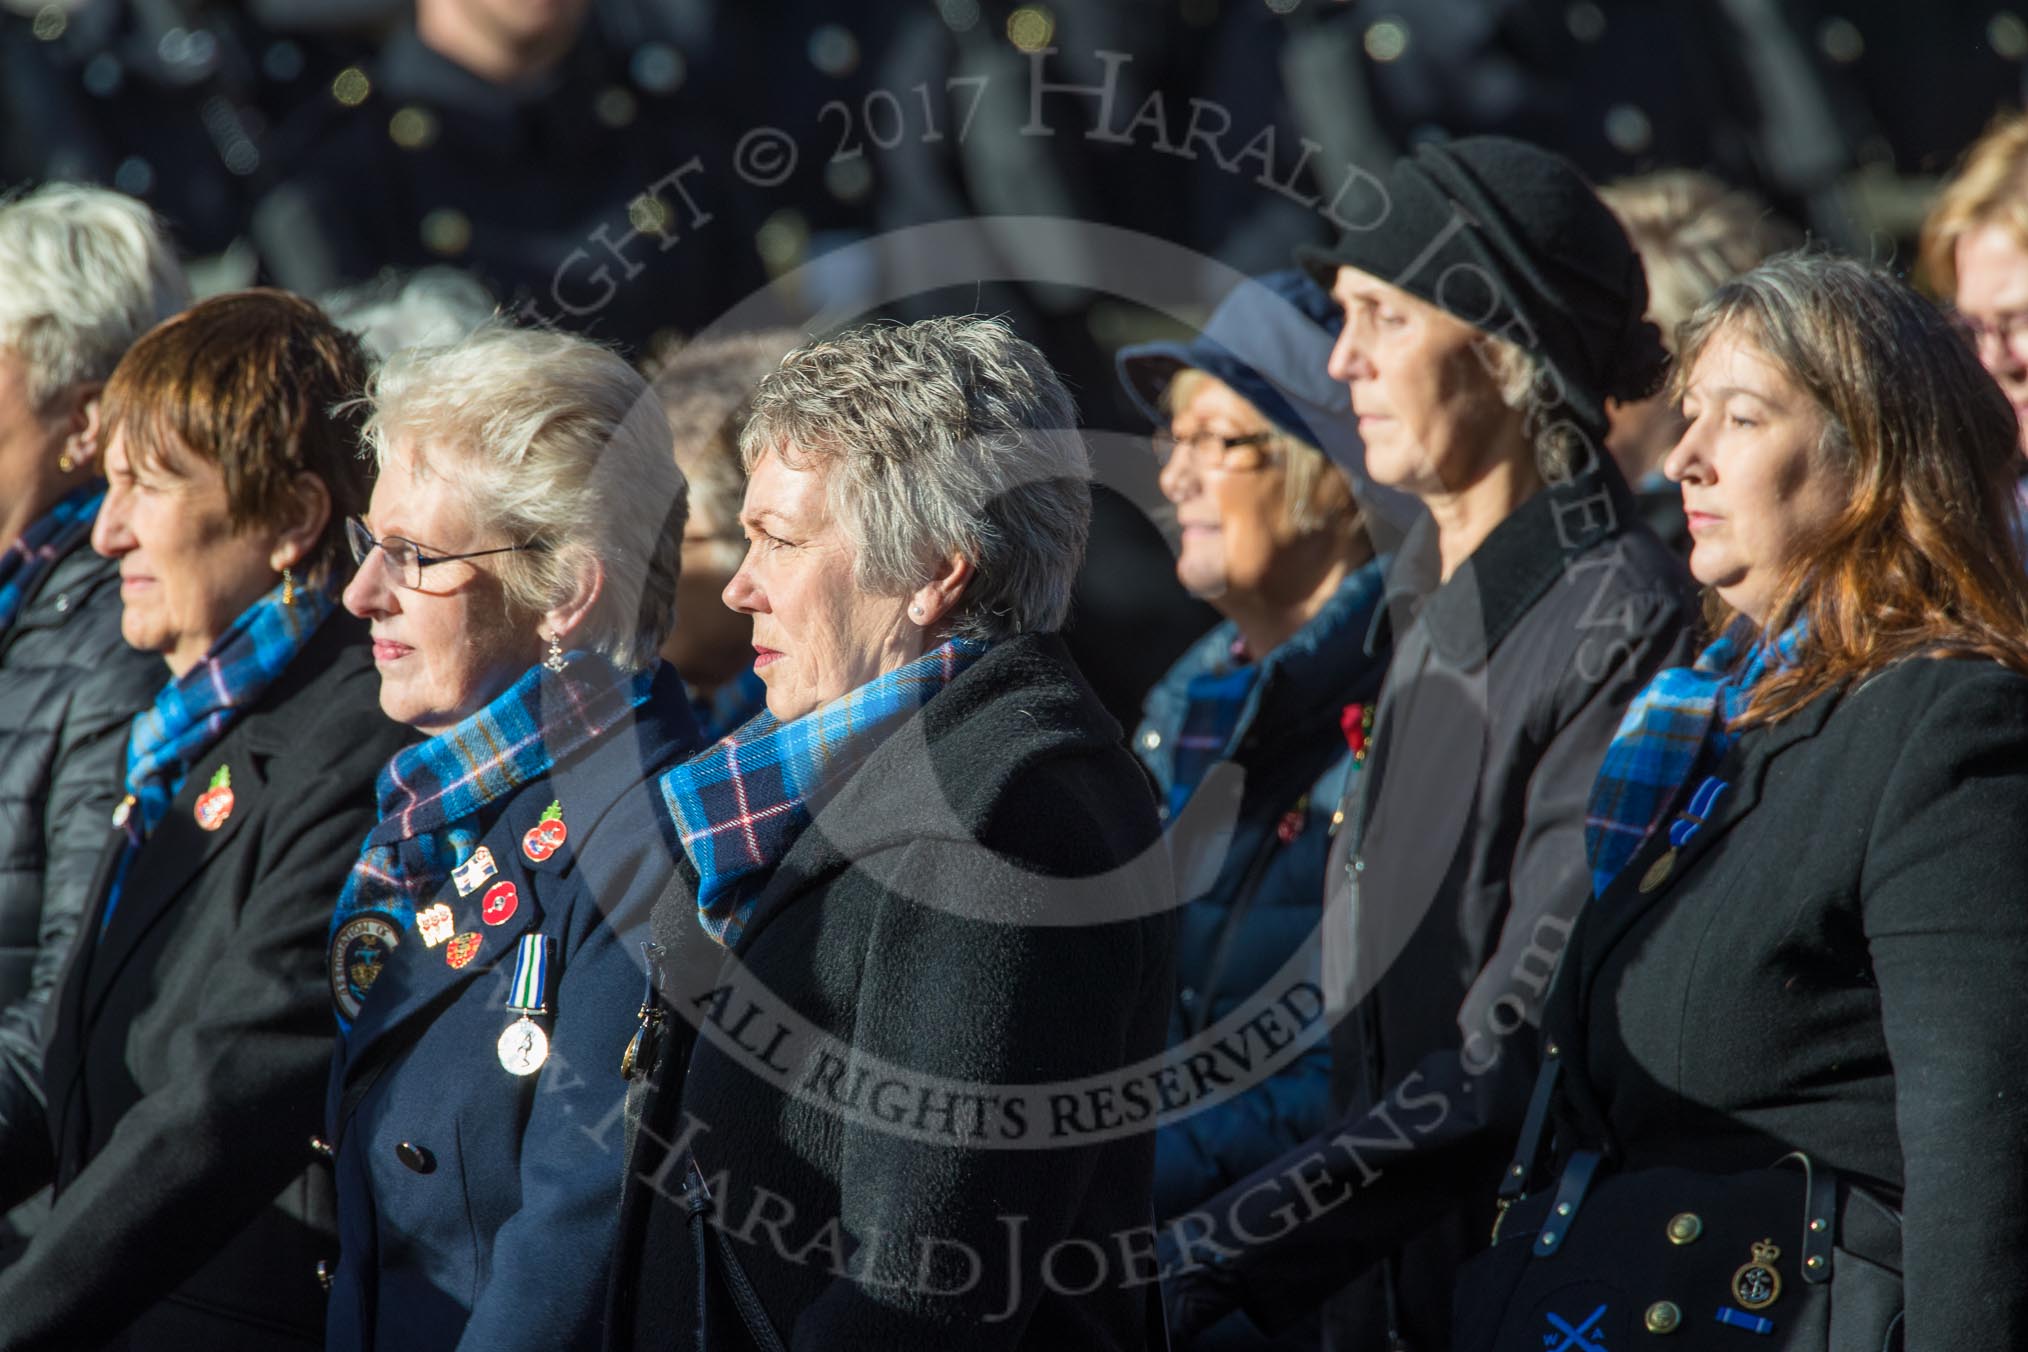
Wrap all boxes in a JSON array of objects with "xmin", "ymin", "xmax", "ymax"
[{"xmin": 497, "ymin": 934, "xmax": 554, "ymax": 1076}]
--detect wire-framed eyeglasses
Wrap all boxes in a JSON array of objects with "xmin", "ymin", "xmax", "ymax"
[
  {"xmin": 345, "ymin": 516, "xmax": 536, "ymax": 590},
  {"xmin": 1151, "ymin": 429, "xmax": 1280, "ymax": 474}
]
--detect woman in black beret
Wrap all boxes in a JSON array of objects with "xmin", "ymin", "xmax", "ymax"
[{"xmin": 1161, "ymin": 135, "xmax": 1698, "ymax": 1352}]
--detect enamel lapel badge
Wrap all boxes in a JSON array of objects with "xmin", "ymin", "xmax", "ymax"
[{"xmin": 194, "ymin": 766, "xmax": 234, "ymax": 831}]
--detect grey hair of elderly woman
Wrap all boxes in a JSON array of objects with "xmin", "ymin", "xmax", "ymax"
[
  {"xmin": 739, "ymin": 316, "xmax": 1091, "ymax": 641},
  {"xmin": 359, "ymin": 324, "xmax": 687, "ymax": 671},
  {"xmin": 0, "ymin": 183, "xmax": 190, "ymax": 406}
]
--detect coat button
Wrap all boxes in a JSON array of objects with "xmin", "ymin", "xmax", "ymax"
[
  {"xmin": 1179, "ymin": 987, "xmax": 1198, "ymax": 1009},
  {"xmin": 309, "ymin": 1135, "xmax": 334, "ymax": 1160},
  {"xmin": 395, "ymin": 1141, "xmax": 435, "ymax": 1173},
  {"xmin": 315, "ymin": 1259, "xmax": 333, "ymax": 1292},
  {"xmin": 1644, "ymin": 1301, "xmax": 1681, "ymax": 1333},
  {"xmin": 1666, "ymin": 1212, "xmax": 1702, "ymax": 1244}
]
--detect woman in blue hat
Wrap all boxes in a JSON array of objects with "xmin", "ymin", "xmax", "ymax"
[{"xmin": 1118, "ymin": 269, "xmax": 1389, "ymax": 1351}]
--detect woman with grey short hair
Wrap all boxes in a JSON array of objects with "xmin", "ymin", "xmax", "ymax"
[
  {"xmin": 324, "ymin": 324, "xmax": 706, "ymax": 1352},
  {"xmin": 0, "ymin": 183, "xmax": 187, "ymax": 1263},
  {"xmin": 607, "ymin": 316, "xmax": 1176, "ymax": 1351}
]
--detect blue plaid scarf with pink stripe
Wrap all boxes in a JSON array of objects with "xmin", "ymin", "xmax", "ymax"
[
  {"xmin": 0, "ymin": 484, "xmax": 102, "ymax": 632},
  {"xmin": 1583, "ymin": 618, "xmax": 1803, "ymax": 897},
  {"xmin": 125, "ymin": 580, "xmax": 335, "ymax": 842},
  {"xmin": 660, "ymin": 637, "xmax": 987, "ymax": 948},
  {"xmin": 329, "ymin": 650, "xmax": 653, "ymax": 1031}
]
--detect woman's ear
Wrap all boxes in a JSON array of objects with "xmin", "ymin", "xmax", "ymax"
[
  {"xmin": 541, "ymin": 551, "xmax": 606, "ymax": 645},
  {"xmin": 56, "ymin": 382, "xmax": 105, "ymax": 472},
  {"xmin": 905, "ymin": 551, "xmax": 974, "ymax": 629},
  {"xmin": 269, "ymin": 471, "xmax": 332, "ymax": 574}
]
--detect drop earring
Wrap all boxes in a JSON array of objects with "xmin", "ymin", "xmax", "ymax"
[
  {"xmin": 281, "ymin": 567, "xmax": 296, "ymax": 607},
  {"xmin": 544, "ymin": 634, "xmax": 566, "ymax": 672}
]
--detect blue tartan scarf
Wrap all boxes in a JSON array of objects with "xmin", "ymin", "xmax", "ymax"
[
  {"xmin": 329, "ymin": 651, "xmax": 654, "ymax": 1031},
  {"xmin": 1584, "ymin": 618, "xmax": 1805, "ymax": 897},
  {"xmin": 661, "ymin": 637, "xmax": 988, "ymax": 948},
  {"xmin": 123, "ymin": 581, "xmax": 335, "ymax": 843},
  {"xmin": 0, "ymin": 484, "xmax": 102, "ymax": 633},
  {"xmin": 1168, "ymin": 644, "xmax": 1260, "ymax": 820}
]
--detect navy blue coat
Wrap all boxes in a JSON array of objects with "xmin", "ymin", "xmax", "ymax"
[
  {"xmin": 324, "ymin": 668, "xmax": 699, "ymax": 1352},
  {"xmin": 1131, "ymin": 560, "xmax": 1389, "ymax": 1224}
]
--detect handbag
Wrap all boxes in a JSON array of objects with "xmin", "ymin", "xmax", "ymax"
[{"xmin": 1452, "ymin": 1052, "xmax": 1904, "ymax": 1351}]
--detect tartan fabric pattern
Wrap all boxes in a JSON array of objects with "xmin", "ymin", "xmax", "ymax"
[
  {"xmin": 0, "ymin": 484, "xmax": 102, "ymax": 633},
  {"xmin": 123, "ymin": 580, "xmax": 335, "ymax": 843},
  {"xmin": 1584, "ymin": 617, "xmax": 1804, "ymax": 897},
  {"xmin": 661, "ymin": 637, "xmax": 988, "ymax": 948},
  {"xmin": 330, "ymin": 651, "xmax": 655, "ymax": 1032},
  {"xmin": 1167, "ymin": 650, "xmax": 1259, "ymax": 820}
]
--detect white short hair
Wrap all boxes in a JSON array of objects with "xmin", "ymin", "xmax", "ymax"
[
  {"xmin": 741, "ymin": 316, "xmax": 1091, "ymax": 639},
  {"xmin": 0, "ymin": 184, "xmax": 190, "ymax": 407},
  {"xmin": 321, "ymin": 267, "xmax": 498, "ymax": 365},
  {"xmin": 362, "ymin": 324, "xmax": 687, "ymax": 672}
]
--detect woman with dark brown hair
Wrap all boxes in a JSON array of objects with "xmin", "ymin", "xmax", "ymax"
[
  {"xmin": 1452, "ymin": 251, "xmax": 2028, "ymax": 1350},
  {"xmin": 0, "ymin": 290, "xmax": 411, "ymax": 1351}
]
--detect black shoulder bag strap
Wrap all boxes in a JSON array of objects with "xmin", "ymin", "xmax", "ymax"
[{"xmin": 685, "ymin": 1154, "xmax": 790, "ymax": 1352}]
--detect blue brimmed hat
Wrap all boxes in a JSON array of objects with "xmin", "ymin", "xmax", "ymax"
[{"xmin": 1115, "ymin": 269, "xmax": 1370, "ymax": 483}]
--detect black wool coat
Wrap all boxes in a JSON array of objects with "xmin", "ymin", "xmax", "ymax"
[
  {"xmin": 1163, "ymin": 466, "xmax": 1699, "ymax": 1351},
  {"xmin": 0, "ymin": 611, "xmax": 413, "ymax": 1351},
  {"xmin": 1538, "ymin": 655, "xmax": 2028, "ymax": 1350},
  {"xmin": 608, "ymin": 633, "xmax": 1178, "ymax": 1351}
]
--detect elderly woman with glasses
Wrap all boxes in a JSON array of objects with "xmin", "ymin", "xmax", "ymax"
[
  {"xmin": 606, "ymin": 316, "xmax": 1176, "ymax": 1351},
  {"xmin": 1116, "ymin": 270, "xmax": 1389, "ymax": 1351},
  {"xmin": 323, "ymin": 324, "xmax": 702, "ymax": 1352},
  {"xmin": 0, "ymin": 290, "xmax": 410, "ymax": 1352}
]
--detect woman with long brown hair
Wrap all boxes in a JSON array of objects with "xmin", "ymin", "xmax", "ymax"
[{"xmin": 1451, "ymin": 251, "xmax": 2028, "ymax": 1350}]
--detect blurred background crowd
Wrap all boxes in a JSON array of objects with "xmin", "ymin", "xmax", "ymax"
[
  {"xmin": 8, "ymin": 0, "xmax": 2028, "ymax": 721},
  {"xmin": 7, "ymin": 5, "xmax": 2028, "ymax": 1350}
]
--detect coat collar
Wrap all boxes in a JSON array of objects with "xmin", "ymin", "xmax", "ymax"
[
  {"xmin": 80, "ymin": 733, "xmax": 271, "ymax": 1022},
  {"xmin": 1385, "ymin": 461, "xmax": 1637, "ymax": 671},
  {"xmin": 713, "ymin": 632, "xmax": 1120, "ymax": 958},
  {"xmin": 1550, "ymin": 682, "xmax": 1845, "ymax": 1147},
  {"xmin": 332, "ymin": 667, "xmax": 698, "ymax": 1111},
  {"xmin": 52, "ymin": 615, "xmax": 366, "ymax": 1147},
  {"xmin": 0, "ymin": 532, "xmax": 117, "ymax": 658},
  {"xmin": 331, "ymin": 786, "xmax": 554, "ymax": 1093},
  {"xmin": 378, "ymin": 23, "xmax": 611, "ymax": 125},
  {"xmin": 75, "ymin": 614, "xmax": 369, "ymax": 1020},
  {"xmin": 1586, "ymin": 684, "xmax": 1840, "ymax": 947},
  {"xmin": 1136, "ymin": 557, "xmax": 1391, "ymax": 790}
]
